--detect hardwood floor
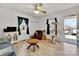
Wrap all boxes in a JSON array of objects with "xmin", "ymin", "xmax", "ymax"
[{"xmin": 13, "ymin": 40, "xmax": 79, "ymax": 56}]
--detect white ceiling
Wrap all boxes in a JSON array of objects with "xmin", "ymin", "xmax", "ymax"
[{"xmin": 0, "ymin": 3, "xmax": 79, "ymax": 18}]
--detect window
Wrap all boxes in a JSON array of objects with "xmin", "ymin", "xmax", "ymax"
[
  {"xmin": 64, "ymin": 16, "xmax": 77, "ymax": 39},
  {"xmin": 49, "ymin": 19, "xmax": 55, "ymax": 35},
  {"xmin": 20, "ymin": 19, "xmax": 27, "ymax": 30}
]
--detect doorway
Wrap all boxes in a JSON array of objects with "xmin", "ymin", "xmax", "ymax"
[{"xmin": 64, "ymin": 15, "xmax": 77, "ymax": 44}]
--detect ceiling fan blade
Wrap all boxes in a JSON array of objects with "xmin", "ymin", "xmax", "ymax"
[{"xmin": 40, "ymin": 10, "xmax": 47, "ymax": 13}]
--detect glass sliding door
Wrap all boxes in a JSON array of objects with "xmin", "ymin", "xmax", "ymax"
[{"xmin": 64, "ymin": 16, "xmax": 77, "ymax": 44}]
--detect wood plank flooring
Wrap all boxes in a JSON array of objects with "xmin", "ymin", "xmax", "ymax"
[{"xmin": 13, "ymin": 40, "xmax": 79, "ymax": 56}]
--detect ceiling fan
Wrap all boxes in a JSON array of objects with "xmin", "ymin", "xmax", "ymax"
[
  {"xmin": 34, "ymin": 3, "xmax": 47, "ymax": 14},
  {"xmin": 25, "ymin": 3, "xmax": 47, "ymax": 14}
]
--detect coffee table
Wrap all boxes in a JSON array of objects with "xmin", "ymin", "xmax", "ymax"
[{"xmin": 27, "ymin": 39, "xmax": 39, "ymax": 51}]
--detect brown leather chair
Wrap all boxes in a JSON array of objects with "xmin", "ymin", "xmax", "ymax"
[{"xmin": 31, "ymin": 30, "xmax": 43, "ymax": 40}]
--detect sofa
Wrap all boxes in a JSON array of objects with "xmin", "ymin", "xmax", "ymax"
[{"xmin": 0, "ymin": 36, "xmax": 16, "ymax": 56}]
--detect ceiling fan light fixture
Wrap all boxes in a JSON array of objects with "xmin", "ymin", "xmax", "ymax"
[
  {"xmin": 34, "ymin": 10, "xmax": 39, "ymax": 14},
  {"xmin": 37, "ymin": 6, "xmax": 40, "ymax": 9}
]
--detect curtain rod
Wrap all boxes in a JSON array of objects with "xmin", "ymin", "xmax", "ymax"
[
  {"xmin": 48, "ymin": 17, "xmax": 57, "ymax": 19},
  {"xmin": 48, "ymin": 18, "xmax": 57, "ymax": 20}
]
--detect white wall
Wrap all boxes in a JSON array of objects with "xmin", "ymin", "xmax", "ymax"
[
  {"xmin": 0, "ymin": 8, "xmax": 41, "ymax": 36},
  {"xmin": 38, "ymin": 16, "xmax": 65, "ymax": 41},
  {"xmin": 57, "ymin": 17, "xmax": 65, "ymax": 41}
]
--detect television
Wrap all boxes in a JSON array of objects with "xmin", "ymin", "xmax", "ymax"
[{"xmin": 4, "ymin": 27, "xmax": 16, "ymax": 32}]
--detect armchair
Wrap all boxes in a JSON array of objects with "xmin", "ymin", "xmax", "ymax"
[{"xmin": 31, "ymin": 30, "xmax": 43, "ymax": 40}]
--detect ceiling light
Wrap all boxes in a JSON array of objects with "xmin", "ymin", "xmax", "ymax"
[
  {"xmin": 37, "ymin": 6, "xmax": 40, "ymax": 9},
  {"xmin": 34, "ymin": 10, "xmax": 39, "ymax": 14}
]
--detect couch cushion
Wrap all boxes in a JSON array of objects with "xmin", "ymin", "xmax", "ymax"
[
  {"xmin": 0, "ymin": 42, "xmax": 10, "ymax": 50},
  {"xmin": 0, "ymin": 36, "xmax": 8, "ymax": 44}
]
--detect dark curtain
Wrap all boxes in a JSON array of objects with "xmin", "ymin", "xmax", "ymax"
[
  {"xmin": 46, "ymin": 19, "xmax": 49, "ymax": 24},
  {"xmin": 46, "ymin": 19, "xmax": 50, "ymax": 34},
  {"xmin": 55, "ymin": 18, "xmax": 57, "ymax": 35},
  {"xmin": 18, "ymin": 17, "xmax": 23, "ymax": 35},
  {"xmin": 24, "ymin": 18, "xmax": 29, "ymax": 34}
]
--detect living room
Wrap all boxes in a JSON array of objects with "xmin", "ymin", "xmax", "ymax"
[{"xmin": 1, "ymin": 3, "xmax": 79, "ymax": 56}]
